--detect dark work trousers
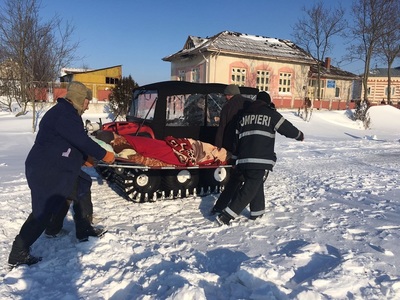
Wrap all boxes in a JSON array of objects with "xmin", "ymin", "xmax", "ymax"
[
  {"xmin": 213, "ymin": 167, "xmax": 244, "ymax": 211},
  {"xmin": 12, "ymin": 190, "xmax": 67, "ymax": 250},
  {"xmin": 11, "ymin": 175, "xmax": 80, "ymax": 251},
  {"xmin": 45, "ymin": 170, "xmax": 93, "ymax": 235},
  {"xmin": 12, "ymin": 213, "xmax": 49, "ymax": 251},
  {"xmin": 225, "ymin": 169, "xmax": 266, "ymax": 218}
]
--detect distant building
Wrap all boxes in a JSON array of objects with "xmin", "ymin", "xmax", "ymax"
[
  {"xmin": 57, "ymin": 65, "xmax": 122, "ymax": 102},
  {"xmin": 354, "ymin": 67, "xmax": 400, "ymax": 106},
  {"xmin": 0, "ymin": 62, "xmax": 122, "ymax": 102},
  {"xmin": 163, "ymin": 31, "xmax": 357, "ymax": 110},
  {"xmin": 309, "ymin": 57, "xmax": 359, "ymax": 110}
]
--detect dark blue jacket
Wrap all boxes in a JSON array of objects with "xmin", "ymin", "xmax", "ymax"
[
  {"xmin": 235, "ymin": 100, "xmax": 302, "ymax": 171},
  {"xmin": 25, "ymin": 98, "xmax": 107, "ymax": 222}
]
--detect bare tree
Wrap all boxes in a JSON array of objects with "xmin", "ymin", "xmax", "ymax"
[
  {"xmin": 348, "ymin": 0, "xmax": 399, "ymax": 103},
  {"xmin": 292, "ymin": 1, "xmax": 346, "ymax": 103},
  {"xmin": 0, "ymin": 0, "xmax": 78, "ymax": 130},
  {"xmin": 376, "ymin": 1, "xmax": 400, "ymax": 105}
]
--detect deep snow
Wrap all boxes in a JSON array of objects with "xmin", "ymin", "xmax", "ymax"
[{"xmin": 1, "ymin": 105, "xmax": 400, "ymax": 300}]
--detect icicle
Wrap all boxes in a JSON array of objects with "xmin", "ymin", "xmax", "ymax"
[
  {"xmin": 200, "ymin": 187, "xmax": 204, "ymax": 196},
  {"xmin": 169, "ymin": 190, "xmax": 174, "ymax": 199},
  {"xmin": 185, "ymin": 188, "xmax": 189, "ymax": 197},
  {"xmin": 177, "ymin": 189, "xmax": 182, "ymax": 198},
  {"xmin": 192, "ymin": 188, "xmax": 197, "ymax": 198},
  {"xmin": 161, "ymin": 191, "xmax": 165, "ymax": 200},
  {"xmin": 144, "ymin": 193, "xmax": 149, "ymax": 202},
  {"xmin": 152, "ymin": 192, "xmax": 157, "ymax": 202}
]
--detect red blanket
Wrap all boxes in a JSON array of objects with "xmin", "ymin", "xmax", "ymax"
[
  {"xmin": 122, "ymin": 135, "xmax": 185, "ymax": 166},
  {"xmin": 165, "ymin": 136, "xmax": 196, "ymax": 166}
]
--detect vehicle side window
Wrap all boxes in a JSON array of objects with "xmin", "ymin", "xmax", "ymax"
[
  {"xmin": 183, "ymin": 94, "xmax": 206, "ymax": 126},
  {"xmin": 129, "ymin": 90, "xmax": 157, "ymax": 120},
  {"xmin": 166, "ymin": 94, "xmax": 186, "ymax": 126},
  {"xmin": 207, "ymin": 93, "xmax": 225, "ymax": 126},
  {"xmin": 166, "ymin": 93, "xmax": 209, "ymax": 127}
]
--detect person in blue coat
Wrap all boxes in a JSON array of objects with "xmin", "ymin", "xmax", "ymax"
[{"xmin": 8, "ymin": 81, "xmax": 115, "ymax": 268}]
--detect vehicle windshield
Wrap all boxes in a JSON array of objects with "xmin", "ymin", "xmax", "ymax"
[{"xmin": 129, "ymin": 90, "xmax": 157, "ymax": 120}]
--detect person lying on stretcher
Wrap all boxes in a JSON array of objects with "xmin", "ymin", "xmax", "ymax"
[{"xmin": 92, "ymin": 130, "xmax": 231, "ymax": 167}]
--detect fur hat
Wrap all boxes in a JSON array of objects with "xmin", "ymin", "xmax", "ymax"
[
  {"xmin": 224, "ymin": 84, "xmax": 240, "ymax": 96},
  {"xmin": 86, "ymin": 89, "xmax": 93, "ymax": 101},
  {"xmin": 66, "ymin": 81, "xmax": 91, "ymax": 114},
  {"xmin": 256, "ymin": 91, "xmax": 271, "ymax": 104}
]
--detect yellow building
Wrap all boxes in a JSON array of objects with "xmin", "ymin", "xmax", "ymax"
[{"xmin": 59, "ymin": 65, "xmax": 122, "ymax": 101}]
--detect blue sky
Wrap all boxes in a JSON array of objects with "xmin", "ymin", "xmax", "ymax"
[{"xmin": 40, "ymin": 0, "xmax": 377, "ymax": 85}]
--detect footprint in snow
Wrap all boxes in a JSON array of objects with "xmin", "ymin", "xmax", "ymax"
[
  {"xmin": 285, "ymin": 244, "xmax": 342, "ymax": 289},
  {"xmin": 368, "ymin": 243, "xmax": 394, "ymax": 256}
]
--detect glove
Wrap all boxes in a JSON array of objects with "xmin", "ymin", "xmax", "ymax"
[
  {"xmin": 83, "ymin": 156, "xmax": 95, "ymax": 167},
  {"xmin": 296, "ymin": 131, "xmax": 304, "ymax": 141},
  {"xmin": 102, "ymin": 151, "xmax": 115, "ymax": 164}
]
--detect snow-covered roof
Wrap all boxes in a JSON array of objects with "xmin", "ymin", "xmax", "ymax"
[
  {"xmin": 60, "ymin": 65, "xmax": 122, "ymax": 77},
  {"xmin": 163, "ymin": 31, "xmax": 316, "ymax": 64},
  {"xmin": 60, "ymin": 67, "xmax": 93, "ymax": 76},
  {"xmin": 310, "ymin": 61, "xmax": 359, "ymax": 80},
  {"xmin": 368, "ymin": 67, "xmax": 400, "ymax": 77}
]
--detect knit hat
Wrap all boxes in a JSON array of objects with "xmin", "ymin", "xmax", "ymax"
[
  {"xmin": 256, "ymin": 91, "xmax": 271, "ymax": 104},
  {"xmin": 224, "ymin": 84, "xmax": 240, "ymax": 95},
  {"xmin": 65, "ymin": 81, "xmax": 91, "ymax": 115}
]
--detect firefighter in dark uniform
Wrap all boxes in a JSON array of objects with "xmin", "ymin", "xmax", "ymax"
[{"xmin": 216, "ymin": 91, "xmax": 304, "ymax": 225}]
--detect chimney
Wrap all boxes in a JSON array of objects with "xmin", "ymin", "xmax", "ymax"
[{"xmin": 325, "ymin": 57, "xmax": 331, "ymax": 71}]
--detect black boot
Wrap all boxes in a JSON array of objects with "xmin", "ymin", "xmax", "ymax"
[
  {"xmin": 216, "ymin": 210, "xmax": 234, "ymax": 226},
  {"xmin": 8, "ymin": 213, "xmax": 46, "ymax": 267},
  {"xmin": 210, "ymin": 206, "xmax": 223, "ymax": 216},
  {"xmin": 8, "ymin": 237, "xmax": 42, "ymax": 268},
  {"xmin": 75, "ymin": 217, "xmax": 106, "ymax": 242}
]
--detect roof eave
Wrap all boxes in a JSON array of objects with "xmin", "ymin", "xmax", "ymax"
[{"xmin": 164, "ymin": 47, "xmax": 315, "ymax": 65}]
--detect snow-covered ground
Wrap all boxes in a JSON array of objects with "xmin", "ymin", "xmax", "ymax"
[{"xmin": 1, "ymin": 105, "xmax": 400, "ymax": 300}]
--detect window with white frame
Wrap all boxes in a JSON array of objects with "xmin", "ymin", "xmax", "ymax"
[
  {"xmin": 256, "ymin": 70, "xmax": 269, "ymax": 91},
  {"xmin": 278, "ymin": 72, "xmax": 292, "ymax": 93},
  {"xmin": 231, "ymin": 68, "xmax": 246, "ymax": 86},
  {"xmin": 385, "ymin": 86, "xmax": 396, "ymax": 96},
  {"xmin": 178, "ymin": 70, "xmax": 186, "ymax": 81},
  {"xmin": 192, "ymin": 68, "xmax": 200, "ymax": 83}
]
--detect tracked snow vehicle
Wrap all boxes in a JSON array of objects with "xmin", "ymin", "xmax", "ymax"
[{"xmin": 96, "ymin": 81, "xmax": 258, "ymax": 202}]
